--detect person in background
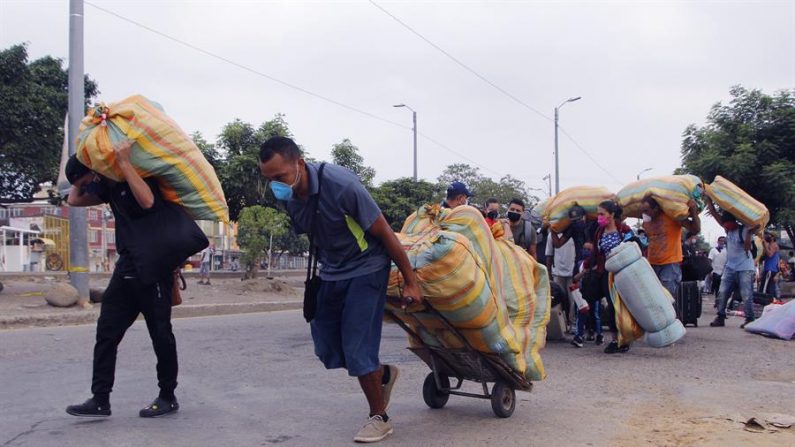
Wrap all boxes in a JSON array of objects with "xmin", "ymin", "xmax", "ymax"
[
  {"xmin": 788, "ymin": 250, "xmax": 795, "ymax": 274},
  {"xmin": 535, "ymin": 225, "xmax": 549, "ymax": 266},
  {"xmin": 506, "ymin": 198, "xmax": 537, "ymax": 258},
  {"xmin": 641, "ymin": 197, "xmax": 701, "ymax": 305},
  {"xmin": 484, "ymin": 198, "xmax": 513, "ymax": 239},
  {"xmin": 442, "ymin": 181, "xmax": 473, "ymax": 209},
  {"xmin": 705, "ymin": 197, "xmax": 758, "ymax": 328},
  {"xmin": 546, "ymin": 221, "xmax": 577, "ymax": 332},
  {"xmin": 708, "ymin": 236, "xmax": 728, "ymax": 296},
  {"xmin": 575, "ymin": 200, "xmax": 632, "ymax": 353},
  {"xmin": 636, "ymin": 229, "xmax": 649, "ymax": 257},
  {"xmin": 572, "ymin": 241, "xmax": 603, "ymax": 346},
  {"xmin": 760, "ymin": 232, "xmax": 780, "ymax": 298},
  {"xmin": 199, "ymin": 245, "xmax": 213, "ymax": 285}
]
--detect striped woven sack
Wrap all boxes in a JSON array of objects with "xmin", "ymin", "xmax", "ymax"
[
  {"xmin": 705, "ymin": 176, "xmax": 769, "ymax": 233},
  {"xmin": 76, "ymin": 95, "xmax": 229, "ymax": 222},
  {"xmin": 544, "ymin": 186, "xmax": 615, "ymax": 233},
  {"xmin": 617, "ymin": 174, "xmax": 704, "ymax": 220},
  {"xmin": 387, "ymin": 205, "xmax": 549, "ymax": 381}
]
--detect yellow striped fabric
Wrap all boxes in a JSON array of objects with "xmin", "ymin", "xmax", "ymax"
[
  {"xmin": 608, "ymin": 274, "xmax": 645, "ymax": 346},
  {"xmin": 705, "ymin": 176, "xmax": 769, "ymax": 233},
  {"xmin": 544, "ymin": 186, "xmax": 616, "ymax": 233},
  {"xmin": 617, "ymin": 175, "xmax": 704, "ymax": 220},
  {"xmin": 387, "ymin": 205, "xmax": 550, "ymax": 381},
  {"xmin": 76, "ymin": 95, "xmax": 229, "ymax": 222}
]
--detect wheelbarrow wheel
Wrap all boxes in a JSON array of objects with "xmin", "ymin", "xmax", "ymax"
[
  {"xmin": 490, "ymin": 381, "xmax": 515, "ymax": 418},
  {"xmin": 422, "ymin": 372, "xmax": 450, "ymax": 409}
]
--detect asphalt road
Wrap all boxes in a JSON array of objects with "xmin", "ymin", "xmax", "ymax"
[{"xmin": 1, "ymin": 304, "xmax": 794, "ymax": 447}]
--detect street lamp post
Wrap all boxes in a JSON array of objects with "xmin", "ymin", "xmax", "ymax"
[
  {"xmin": 636, "ymin": 167, "xmax": 653, "ymax": 181},
  {"xmin": 393, "ymin": 104, "xmax": 417, "ymax": 181},
  {"xmin": 554, "ymin": 96, "xmax": 581, "ymax": 194},
  {"xmin": 542, "ymin": 174, "xmax": 552, "ymax": 197}
]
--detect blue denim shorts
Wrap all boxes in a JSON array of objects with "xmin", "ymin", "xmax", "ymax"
[{"xmin": 310, "ymin": 266, "xmax": 390, "ymax": 377}]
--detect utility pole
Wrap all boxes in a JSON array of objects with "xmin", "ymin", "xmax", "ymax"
[
  {"xmin": 553, "ymin": 96, "xmax": 581, "ymax": 194},
  {"xmin": 412, "ymin": 110, "xmax": 417, "ymax": 181},
  {"xmin": 68, "ymin": 0, "xmax": 90, "ymax": 305},
  {"xmin": 543, "ymin": 174, "xmax": 552, "ymax": 198},
  {"xmin": 393, "ymin": 104, "xmax": 417, "ymax": 181}
]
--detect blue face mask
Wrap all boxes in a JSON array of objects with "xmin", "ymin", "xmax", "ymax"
[{"xmin": 270, "ymin": 164, "xmax": 301, "ymax": 201}]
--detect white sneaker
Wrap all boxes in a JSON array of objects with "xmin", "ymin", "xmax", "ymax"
[
  {"xmin": 382, "ymin": 365, "xmax": 400, "ymax": 411},
  {"xmin": 354, "ymin": 415, "xmax": 393, "ymax": 443}
]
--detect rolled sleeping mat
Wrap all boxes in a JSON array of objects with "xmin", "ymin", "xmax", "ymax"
[
  {"xmin": 606, "ymin": 242, "xmax": 678, "ymax": 333},
  {"xmin": 644, "ymin": 319, "xmax": 686, "ymax": 348}
]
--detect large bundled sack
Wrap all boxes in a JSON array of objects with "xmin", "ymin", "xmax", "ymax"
[
  {"xmin": 528, "ymin": 198, "xmax": 549, "ymax": 228},
  {"xmin": 387, "ymin": 204, "xmax": 550, "ymax": 381},
  {"xmin": 76, "ymin": 95, "xmax": 229, "ymax": 222},
  {"xmin": 745, "ymin": 300, "xmax": 795, "ymax": 340},
  {"xmin": 544, "ymin": 186, "xmax": 615, "ymax": 233},
  {"xmin": 617, "ymin": 175, "xmax": 704, "ymax": 220},
  {"xmin": 605, "ymin": 242, "xmax": 685, "ymax": 347},
  {"xmin": 705, "ymin": 176, "xmax": 769, "ymax": 233}
]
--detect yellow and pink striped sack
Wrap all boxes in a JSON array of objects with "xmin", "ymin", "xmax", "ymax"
[
  {"xmin": 76, "ymin": 95, "xmax": 228, "ymax": 222},
  {"xmin": 387, "ymin": 204, "xmax": 550, "ymax": 381},
  {"xmin": 705, "ymin": 176, "xmax": 769, "ymax": 233},
  {"xmin": 617, "ymin": 175, "xmax": 704, "ymax": 220},
  {"xmin": 544, "ymin": 186, "xmax": 615, "ymax": 233}
]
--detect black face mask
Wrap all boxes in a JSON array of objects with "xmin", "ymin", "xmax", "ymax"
[
  {"xmin": 507, "ymin": 211, "xmax": 521, "ymax": 222},
  {"xmin": 487, "ymin": 211, "xmax": 499, "ymax": 220}
]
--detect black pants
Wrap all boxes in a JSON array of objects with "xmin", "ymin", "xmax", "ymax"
[{"xmin": 91, "ymin": 274, "xmax": 177, "ymax": 399}]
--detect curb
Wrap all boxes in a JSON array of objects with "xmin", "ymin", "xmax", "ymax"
[{"xmin": 0, "ymin": 301, "xmax": 302, "ymax": 330}]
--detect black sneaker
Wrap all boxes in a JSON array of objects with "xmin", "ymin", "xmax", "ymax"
[
  {"xmin": 740, "ymin": 319, "xmax": 754, "ymax": 329},
  {"xmin": 604, "ymin": 341, "xmax": 619, "ymax": 354},
  {"xmin": 66, "ymin": 398, "xmax": 111, "ymax": 418},
  {"xmin": 617, "ymin": 344, "xmax": 631, "ymax": 353},
  {"xmin": 709, "ymin": 318, "xmax": 725, "ymax": 327},
  {"xmin": 139, "ymin": 397, "xmax": 179, "ymax": 418},
  {"xmin": 595, "ymin": 334, "xmax": 604, "ymax": 345},
  {"xmin": 571, "ymin": 336, "xmax": 584, "ymax": 348}
]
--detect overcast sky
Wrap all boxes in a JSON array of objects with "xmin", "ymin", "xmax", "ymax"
[{"xmin": 2, "ymin": 0, "xmax": 793, "ymax": 241}]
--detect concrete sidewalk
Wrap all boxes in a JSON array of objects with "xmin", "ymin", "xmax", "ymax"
[{"xmin": 0, "ymin": 274, "xmax": 303, "ymax": 330}]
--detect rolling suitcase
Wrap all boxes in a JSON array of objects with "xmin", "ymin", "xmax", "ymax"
[{"xmin": 677, "ymin": 281, "xmax": 702, "ymax": 327}]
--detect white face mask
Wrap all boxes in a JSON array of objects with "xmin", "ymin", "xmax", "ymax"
[{"xmin": 642, "ymin": 213, "xmax": 652, "ymax": 223}]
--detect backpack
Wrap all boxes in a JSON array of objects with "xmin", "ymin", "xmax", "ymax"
[{"xmin": 737, "ymin": 225, "xmax": 758, "ymax": 259}]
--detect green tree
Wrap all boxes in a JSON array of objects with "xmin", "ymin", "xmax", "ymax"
[
  {"xmin": 331, "ymin": 138, "xmax": 375, "ymax": 187},
  {"xmin": 191, "ymin": 131, "xmax": 221, "ymax": 171},
  {"xmin": 371, "ymin": 178, "xmax": 442, "ymax": 231},
  {"xmin": 271, "ymin": 231, "xmax": 310, "ymax": 263},
  {"xmin": 677, "ymin": 86, "xmax": 795, "ymax": 241},
  {"xmin": 437, "ymin": 164, "xmax": 533, "ymax": 211},
  {"xmin": 437, "ymin": 163, "xmax": 482, "ymax": 190},
  {"xmin": 0, "ymin": 44, "xmax": 99, "ymax": 200},
  {"xmin": 216, "ymin": 114, "xmax": 294, "ymax": 221},
  {"xmin": 237, "ymin": 205, "xmax": 289, "ymax": 279}
]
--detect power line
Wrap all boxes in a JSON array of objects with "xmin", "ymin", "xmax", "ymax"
[
  {"xmin": 369, "ymin": 0, "xmax": 622, "ymax": 186},
  {"xmin": 83, "ymin": 1, "xmax": 506, "ymax": 179},
  {"xmin": 557, "ymin": 126, "xmax": 624, "ymax": 187},
  {"xmin": 369, "ymin": 0, "xmax": 552, "ymax": 122}
]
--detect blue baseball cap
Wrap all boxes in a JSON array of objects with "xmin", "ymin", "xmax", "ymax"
[{"xmin": 447, "ymin": 181, "xmax": 474, "ymax": 198}]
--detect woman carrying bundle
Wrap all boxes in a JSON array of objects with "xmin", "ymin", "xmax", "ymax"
[{"xmin": 575, "ymin": 200, "xmax": 634, "ymax": 354}]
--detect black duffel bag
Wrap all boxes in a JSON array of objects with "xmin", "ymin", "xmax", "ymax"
[{"xmin": 682, "ymin": 256, "xmax": 713, "ymax": 282}]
